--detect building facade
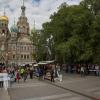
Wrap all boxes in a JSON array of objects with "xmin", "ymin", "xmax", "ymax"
[{"xmin": 0, "ymin": 3, "xmax": 35, "ymax": 66}]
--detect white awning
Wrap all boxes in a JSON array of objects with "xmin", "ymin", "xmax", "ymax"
[
  {"xmin": 38, "ymin": 60, "xmax": 55, "ymax": 65},
  {"xmin": 34, "ymin": 64, "xmax": 38, "ymax": 66}
]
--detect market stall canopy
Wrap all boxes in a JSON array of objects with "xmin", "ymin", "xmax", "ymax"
[
  {"xmin": 38, "ymin": 60, "xmax": 55, "ymax": 65},
  {"xmin": 34, "ymin": 64, "xmax": 38, "ymax": 66}
]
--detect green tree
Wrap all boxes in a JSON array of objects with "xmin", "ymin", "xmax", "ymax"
[{"xmin": 41, "ymin": 0, "xmax": 100, "ymax": 64}]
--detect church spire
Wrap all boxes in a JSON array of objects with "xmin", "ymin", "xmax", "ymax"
[
  {"xmin": 23, "ymin": 0, "xmax": 24, "ymax": 6},
  {"xmin": 34, "ymin": 20, "xmax": 36, "ymax": 31},
  {"xmin": 4, "ymin": 8, "xmax": 6, "ymax": 16},
  {"xmin": 21, "ymin": 0, "xmax": 26, "ymax": 17}
]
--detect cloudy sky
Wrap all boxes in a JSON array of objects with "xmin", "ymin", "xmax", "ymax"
[{"xmin": 0, "ymin": 0, "xmax": 81, "ymax": 29}]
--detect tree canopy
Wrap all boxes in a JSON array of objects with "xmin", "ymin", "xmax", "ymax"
[{"xmin": 31, "ymin": 0, "xmax": 100, "ymax": 64}]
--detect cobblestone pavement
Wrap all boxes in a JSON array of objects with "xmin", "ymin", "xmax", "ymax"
[{"xmin": 8, "ymin": 73, "xmax": 100, "ymax": 100}]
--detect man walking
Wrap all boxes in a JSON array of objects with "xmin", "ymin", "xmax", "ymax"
[
  {"xmin": 50, "ymin": 69, "xmax": 54, "ymax": 82},
  {"xmin": 80, "ymin": 65, "xmax": 85, "ymax": 77}
]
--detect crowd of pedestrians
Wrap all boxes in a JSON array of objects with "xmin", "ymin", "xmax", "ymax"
[
  {"xmin": 0, "ymin": 63, "xmax": 99, "ymax": 88},
  {"xmin": 62, "ymin": 64, "xmax": 100, "ymax": 77},
  {"xmin": 0, "ymin": 63, "xmax": 61, "ymax": 88},
  {"xmin": 0, "ymin": 66, "xmax": 34, "ymax": 87}
]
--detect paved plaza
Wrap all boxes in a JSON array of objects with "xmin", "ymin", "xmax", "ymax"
[
  {"xmin": 0, "ymin": 88, "xmax": 10, "ymax": 100},
  {"xmin": 4, "ymin": 73, "xmax": 100, "ymax": 100}
]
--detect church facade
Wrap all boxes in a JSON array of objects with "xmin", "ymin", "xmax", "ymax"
[{"xmin": 0, "ymin": 3, "xmax": 35, "ymax": 66}]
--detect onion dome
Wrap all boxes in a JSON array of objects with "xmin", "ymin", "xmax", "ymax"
[
  {"xmin": 10, "ymin": 25, "xmax": 19, "ymax": 33},
  {"xmin": 0, "ymin": 16, "xmax": 8, "ymax": 21}
]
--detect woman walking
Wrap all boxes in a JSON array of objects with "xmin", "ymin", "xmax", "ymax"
[{"xmin": 16, "ymin": 70, "xmax": 20, "ymax": 83}]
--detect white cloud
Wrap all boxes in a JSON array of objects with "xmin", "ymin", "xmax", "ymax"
[{"xmin": 0, "ymin": 0, "xmax": 81, "ymax": 30}]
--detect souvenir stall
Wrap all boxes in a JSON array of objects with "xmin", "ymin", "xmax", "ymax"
[{"xmin": 38, "ymin": 61, "xmax": 55, "ymax": 80}]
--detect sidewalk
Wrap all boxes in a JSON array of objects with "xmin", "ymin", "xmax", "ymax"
[
  {"xmin": 53, "ymin": 72, "xmax": 100, "ymax": 100},
  {"xmin": 0, "ymin": 88, "xmax": 10, "ymax": 100}
]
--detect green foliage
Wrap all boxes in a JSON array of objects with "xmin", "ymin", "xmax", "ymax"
[
  {"xmin": 31, "ymin": 0, "xmax": 100, "ymax": 64},
  {"xmin": 31, "ymin": 29, "xmax": 46, "ymax": 61}
]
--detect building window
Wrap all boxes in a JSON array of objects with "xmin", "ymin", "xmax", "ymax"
[
  {"xmin": 19, "ymin": 46, "xmax": 21, "ymax": 51},
  {"xmin": 27, "ymin": 55, "xmax": 29, "ymax": 59},
  {"xmin": 24, "ymin": 46, "xmax": 26, "ymax": 51},
  {"xmin": 28, "ymin": 46, "xmax": 29, "ymax": 51},
  {"xmin": 24, "ymin": 55, "xmax": 26, "ymax": 59},
  {"xmin": 13, "ymin": 55, "xmax": 15, "ymax": 59},
  {"xmin": 21, "ymin": 54, "xmax": 23, "ymax": 59},
  {"xmin": 13, "ymin": 46, "xmax": 16, "ymax": 50},
  {"xmin": 21, "ymin": 46, "xmax": 23, "ymax": 51}
]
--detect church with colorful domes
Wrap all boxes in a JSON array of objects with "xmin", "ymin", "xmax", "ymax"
[{"xmin": 0, "ymin": 2, "xmax": 35, "ymax": 66}]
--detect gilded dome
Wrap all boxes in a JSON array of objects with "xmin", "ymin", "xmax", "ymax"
[{"xmin": 0, "ymin": 16, "xmax": 8, "ymax": 21}]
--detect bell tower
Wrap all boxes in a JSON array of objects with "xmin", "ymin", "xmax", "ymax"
[
  {"xmin": 0, "ymin": 9, "xmax": 10, "ymax": 64},
  {"xmin": 21, "ymin": 0, "xmax": 25, "ymax": 17},
  {"xmin": 17, "ymin": 0, "xmax": 29, "ymax": 36}
]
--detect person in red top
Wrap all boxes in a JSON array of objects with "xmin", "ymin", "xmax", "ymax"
[{"xmin": 16, "ymin": 70, "xmax": 20, "ymax": 83}]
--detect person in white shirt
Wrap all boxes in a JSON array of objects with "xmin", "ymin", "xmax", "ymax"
[
  {"xmin": 95, "ymin": 65, "xmax": 100, "ymax": 76},
  {"xmin": 80, "ymin": 65, "xmax": 85, "ymax": 77}
]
